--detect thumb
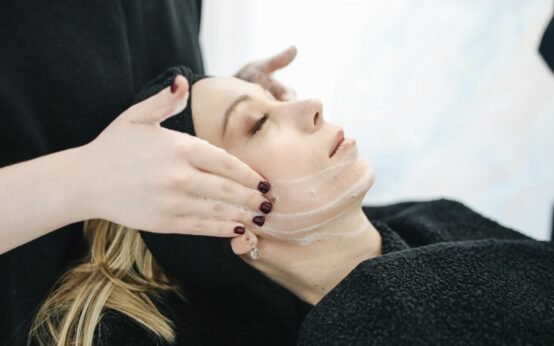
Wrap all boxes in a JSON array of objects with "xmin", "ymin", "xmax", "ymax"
[
  {"xmin": 122, "ymin": 74, "xmax": 190, "ymax": 125},
  {"xmin": 261, "ymin": 45, "xmax": 297, "ymax": 74}
]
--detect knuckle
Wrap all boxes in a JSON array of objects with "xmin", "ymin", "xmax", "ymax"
[
  {"xmin": 213, "ymin": 203, "xmax": 245, "ymax": 224},
  {"xmin": 168, "ymin": 174, "xmax": 190, "ymax": 189},
  {"xmin": 238, "ymin": 209, "xmax": 254, "ymax": 225},
  {"xmin": 248, "ymin": 191, "xmax": 264, "ymax": 209},
  {"xmin": 191, "ymin": 220, "xmax": 206, "ymax": 231},
  {"xmin": 220, "ymin": 181, "xmax": 235, "ymax": 197},
  {"xmin": 166, "ymin": 198, "xmax": 185, "ymax": 214},
  {"xmin": 221, "ymin": 156, "xmax": 235, "ymax": 171},
  {"xmin": 212, "ymin": 201, "xmax": 226, "ymax": 215},
  {"xmin": 177, "ymin": 142, "xmax": 193, "ymax": 158},
  {"xmin": 175, "ymin": 217, "xmax": 202, "ymax": 235}
]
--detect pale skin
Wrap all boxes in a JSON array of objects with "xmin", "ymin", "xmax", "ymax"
[
  {"xmin": 0, "ymin": 47, "xmax": 298, "ymax": 255},
  {"xmin": 191, "ymin": 76, "xmax": 383, "ymax": 305}
]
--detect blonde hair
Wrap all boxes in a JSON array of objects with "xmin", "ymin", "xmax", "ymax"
[{"xmin": 29, "ymin": 219, "xmax": 183, "ymax": 346}]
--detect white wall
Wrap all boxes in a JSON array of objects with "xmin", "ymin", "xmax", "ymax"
[{"xmin": 200, "ymin": 0, "xmax": 554, "ymax": 240}]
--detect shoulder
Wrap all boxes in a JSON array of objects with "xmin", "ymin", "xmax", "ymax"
[
  {"xmin": 363, "ymin": 198, "xmax": 530, "ymax": 245},
  {"xmin": 301, "ymin": 238, "xmax": 554, "ymax": 345}
]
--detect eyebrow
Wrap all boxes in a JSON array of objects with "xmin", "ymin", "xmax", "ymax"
[{"xmin": 223, "ymin": 94, "xmax": 251, "ymax": 137}]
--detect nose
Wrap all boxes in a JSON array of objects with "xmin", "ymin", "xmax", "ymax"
[{"xmin": 295, "ymin": 98, "xmax": 324, "ymax": 133}]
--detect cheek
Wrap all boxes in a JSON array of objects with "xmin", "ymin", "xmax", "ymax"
[
  {"xmin": 233, "ymin": 142, "xmax": 284, "ymax": 179},
  {"xmin": 238, "ymin": 135, "xmax": 321, "ymax": 181}
]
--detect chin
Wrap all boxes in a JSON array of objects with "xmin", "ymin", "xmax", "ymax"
[
  {"xmin": 353, "ymin": 159, "xmax": 375, "ymax": 203},
  {"xmin": 334, "ymin": 157, "xmax": 375, "ymax": 214}
]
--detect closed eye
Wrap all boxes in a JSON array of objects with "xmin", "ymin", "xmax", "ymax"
[{"xmin": 250, "ymin": 112, "xmax": 269, "ymax": 135}]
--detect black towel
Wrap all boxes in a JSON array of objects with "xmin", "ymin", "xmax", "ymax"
[{"xmin": 298, "ymin": 199, "xmax": 554, "ymax": 345}]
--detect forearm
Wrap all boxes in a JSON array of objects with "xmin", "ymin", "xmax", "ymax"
[{"xmin": 0, "ymin": 145, "xmax": 95, "ymax": 254}]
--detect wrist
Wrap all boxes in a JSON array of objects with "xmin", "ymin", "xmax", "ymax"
[{"xmin": 60, "ymin": 144, "xmax": 103, "ymax": 222}]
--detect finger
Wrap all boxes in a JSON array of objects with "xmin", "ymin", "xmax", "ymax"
[
  {"xmin": 230, "ymin": 235, "xmax": 251, "ymax": 255},
  {"xmin": 174, "ymin": 193, "xmax": 266, "ymax": 230},
  {"xmin": 163, "ymin": 216, "xmax": 246, "ymax": 238},
  {"xmin": 281, "ymin": 87, "xmax": 297, "ymax": 101},
  {"xmin": 179, "ymin": 169, "xmax": 272, "ymax": 217},
  {"xmin": 186, "ymin": 139, "xmax": 271, "ymax": 194},
  {"xmin": 121, "ymin": 75, "xmax": 190, "ymax": 125},
  {"xmin": 231, "ymin": 230, "xmax": 258, "ymax": 256},
  {"xmin": 267, "ymin": 79, "xmax": 291, "ymax": 101},
  {"xmin": 261, "ymin": 45, "xmax": 297, "ymax": 74}
]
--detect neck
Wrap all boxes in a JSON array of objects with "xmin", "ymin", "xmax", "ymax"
[{"xmin": 247, "ymin": 204, "xmax": 382, "ymax": 305}]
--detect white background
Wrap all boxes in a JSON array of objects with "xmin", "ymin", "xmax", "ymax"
[{"xmin": 200, "ymin": 0, "xmax": 554, "ymax": 240}]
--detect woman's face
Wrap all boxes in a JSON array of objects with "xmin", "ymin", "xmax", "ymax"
[
  {"xmin": 192, "ymin": 77, "xmax": 357, "ymax": 181},
  {"xmin": 192, "ymin": 76, "xmax": 375, "ymax": 246}
]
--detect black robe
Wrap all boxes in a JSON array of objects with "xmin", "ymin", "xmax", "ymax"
[
  {"xmin": 299, "ymin": 199, "xmax": 554, "ymax": 345},
  {"xmin": 0, "ymin": 2, "xmax": 204, "ymax": 345}
]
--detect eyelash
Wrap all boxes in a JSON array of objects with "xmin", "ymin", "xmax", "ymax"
[{"xmin": 251, "ymin": 112, "xmax": 269, "ymax": 135}]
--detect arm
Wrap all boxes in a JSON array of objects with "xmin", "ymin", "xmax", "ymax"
[{"xmin": 0, "ymin": 145, "xmax": 93, "ymax": 254}]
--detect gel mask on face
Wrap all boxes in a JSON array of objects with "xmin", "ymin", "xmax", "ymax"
[{"xmin": 261, "ymin": 154, "xmax": 374, "ymax": 245}]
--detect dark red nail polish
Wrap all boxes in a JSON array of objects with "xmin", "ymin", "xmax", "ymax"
[
  {"xmin": 234, "ymin": 226, "xmax": 245, "ymax": 235},
  {"xmin": 258, "ymin": 181, "xmax": 271, "ymax": 194},
  {"xmin": 253, "ymin": 215, "xmax": 265, "ymax": 226},
  {"xmin": 260, "ymin": 202, "xmax": 273, "ymax": 214},
  {"xmin": 170, "ymin": 76, "xmax": 179, "ymax": 94}
]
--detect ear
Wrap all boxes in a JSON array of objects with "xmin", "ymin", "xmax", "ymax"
[{"xmin": 230, "ymin": 230, "xmax": 258, "ymax": 255}]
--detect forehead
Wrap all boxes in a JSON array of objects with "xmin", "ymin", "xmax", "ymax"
[
  {"xmin": 193, "ymin": 77, "xmax": 260, "ymax": 104},
  {"xmin": 191, "ymin": 77, "xmax": 261, "ymax": 144}
]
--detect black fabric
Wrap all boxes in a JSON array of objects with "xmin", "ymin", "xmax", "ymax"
[
  {"xmin": 95, "ymin": 198, "xmax": 552, "ymax": 345},
  {"xmin": 94, "ymin": 267, "xmax": 311, "ymax": 345},
  {"xmin": 540, "ymin": 13, "xmax": 554, "ymax": 73},
  {"xmin": 0, "ymin": 2, "xmax": 204, "ymax": 345},
  {"xmin": 299, "ymin": 199, "xmax": 554, "ymax": 345}
]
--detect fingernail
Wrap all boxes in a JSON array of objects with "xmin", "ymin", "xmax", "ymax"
[
  {"xmin": 260, "ymin": 202, "xmax": 273, "ymax": 214},
  {"xmin": 258, "ymin": 181, "xmax": 271, "ymax": 194},
  {"xmin": 234, "ymin": 226, "xmax": 245, "ymax": 235},
  {"xmin": 253, "ymin": 215, "xmax": 265, "ymax": 226},
  {"xmin": 170, "ymin": 76, "xmax": 179, "ymax": 94}
]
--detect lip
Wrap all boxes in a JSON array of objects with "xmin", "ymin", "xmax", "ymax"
[{"xmin": 329, "ymin": 129, "xmax": 345, "ymax": 158}]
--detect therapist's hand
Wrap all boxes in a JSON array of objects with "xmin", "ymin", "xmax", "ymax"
[
  {"xmin": 82, "ymin": 75, "xmax": 272, "ymax": 237},
  {"xmin": 235, "ymin": 46, "xmax": 298, "ymax": 101}
]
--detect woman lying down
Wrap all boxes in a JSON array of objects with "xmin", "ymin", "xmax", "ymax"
[{"xmin": 30, "ymin": 67, "xmax": 554, "ymax": 346}]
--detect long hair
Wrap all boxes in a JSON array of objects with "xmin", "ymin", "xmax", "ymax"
[{"xmin": 28, "ymin": 219, "xmax": 183, "ymax": 346}]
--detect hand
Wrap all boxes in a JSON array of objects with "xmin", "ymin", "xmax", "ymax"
[
  {"xmin": 82, "ymin": 75, "xmax": 273, "ymax": 237},
  {"xmin": 235, "ymin": 46, "xmax": 298, "ymax": 101}
]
